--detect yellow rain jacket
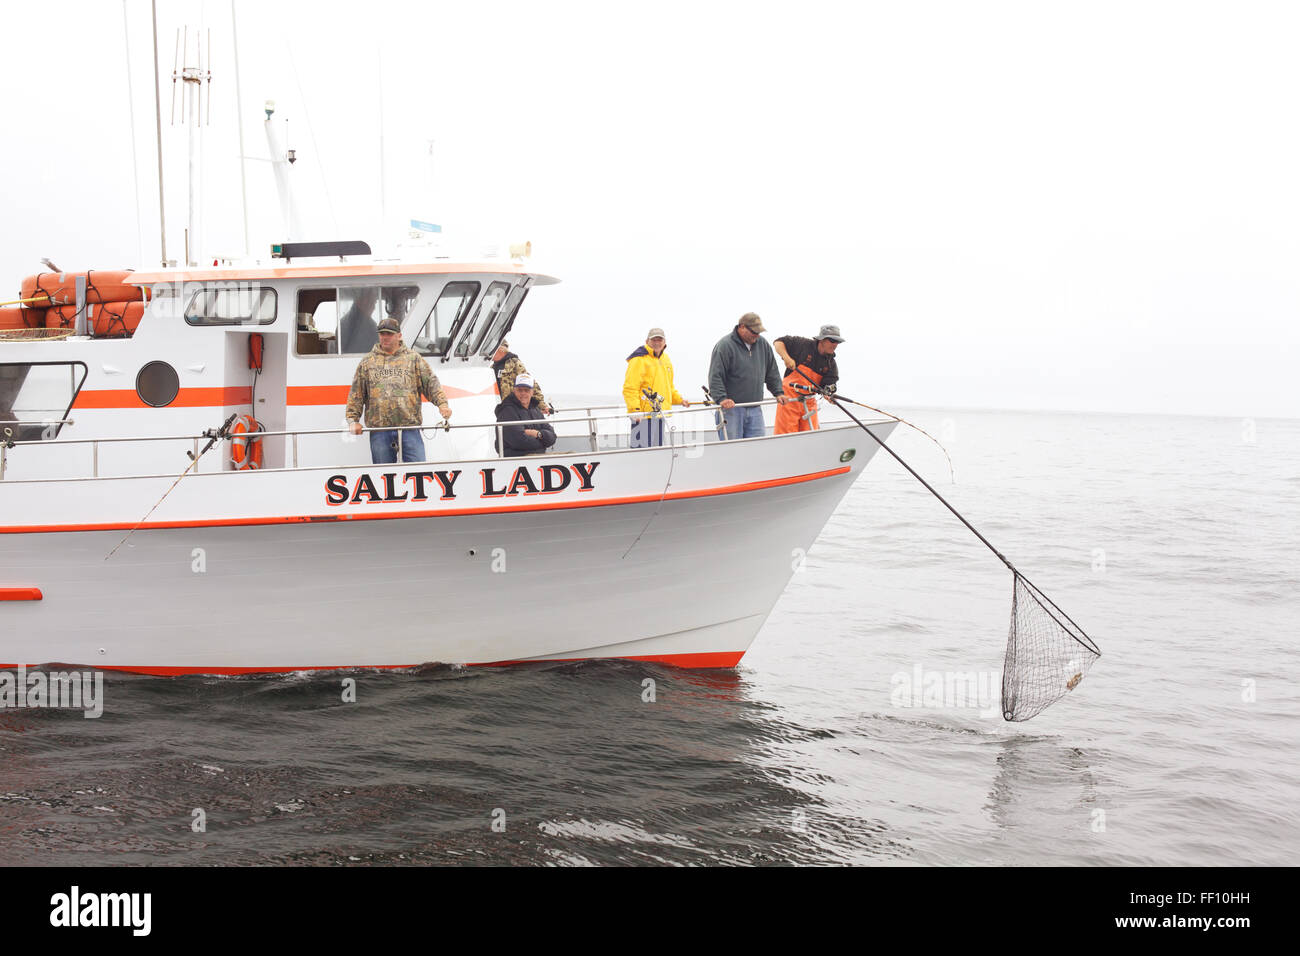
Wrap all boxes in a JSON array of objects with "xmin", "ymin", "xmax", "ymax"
[{"xmin": 623, "ymin": 345, "xmax": 685, "ymax": 414}]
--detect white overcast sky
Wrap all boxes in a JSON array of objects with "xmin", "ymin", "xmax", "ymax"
[{"xmin": 2, "ymin": 0, "xmax": 1297, "ymax": 418}]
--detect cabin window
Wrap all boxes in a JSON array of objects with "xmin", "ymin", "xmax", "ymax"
[
  {"xmin": 184, "ymin": 284, "xmax": 277, "ymax": 326},
  {"xmin": 478, "ymin": 285, "xmax": 529, "ymax": 357},
  {"xmin": 0, "ymin": 361, "xmax": 87, "ymax": 441},
  {"xmin": 413, "ymin": 282, "xmax": 480, "ymax": 358},
  {"xmin": 294, "ymin": 284, "xmax": 420, "ymax": 355},
  {"xmin": 452, "ymin": 282, "xmax": 512, "ymax": 359}
]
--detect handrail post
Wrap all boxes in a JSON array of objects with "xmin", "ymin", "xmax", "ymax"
[
  {"xmin": 93, "ymin": 441, "xmax": 99, "ymax": 478},
  {"xmin": 587, "ymin": 407, "xmax": 598, "ymax": 452},
  {"xmin": 292, "ymin": 432, "xmax": 299, "ymax": 468}
]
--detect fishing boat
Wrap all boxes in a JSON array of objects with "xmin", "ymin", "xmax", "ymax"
[{"xmin": 0, "ymin": 10, "xmax": 896, "ymax": 675}]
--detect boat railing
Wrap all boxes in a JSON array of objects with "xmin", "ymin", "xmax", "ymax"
[{"xmin": 2, "ymin": 398, "xmax": 873, "ymax": 480}]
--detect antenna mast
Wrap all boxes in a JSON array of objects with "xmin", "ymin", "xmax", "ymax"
[
  {"xmin": 150, "ymin": 0, "xmax": 168, "ymax": 266},
  {"xmin": 172, "ymin": 21, "xmax": 212, "ymax": 266}
]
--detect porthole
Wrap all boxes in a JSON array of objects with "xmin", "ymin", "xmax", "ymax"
[
  {"xmin": 136, "ymin": 361, "xmax": 180, "ymax": 407},
  {"xmin": 840, "ymin": 448, "xmax": 856, "ymax": 462}
]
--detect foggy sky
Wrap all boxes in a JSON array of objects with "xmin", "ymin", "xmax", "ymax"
[{"xmin": 1, "ymin": 0, "xmax": 1295, "ymax": 418}]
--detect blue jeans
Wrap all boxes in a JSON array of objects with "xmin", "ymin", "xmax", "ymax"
[
  {"xmin": 716, "ymin": 405, "xmax": 765, "ymax": 441},
  {"xmin": 370, "ymin": 428, "xmax": 426, "ymax": 464},
  {"xmin": 630, "ymin": 416, "xmax": 667, "ymax": 448}
]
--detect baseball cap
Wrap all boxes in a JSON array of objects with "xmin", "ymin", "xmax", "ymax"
[
  {"xmin": 377, "ymin": 317, "xmax": 401, "ymax": 334},
  {"xmin": 817, "ymin": 324, "xmax": 845, "ymax": 343},
  {"xmin": 646, "ymin": 327, "xmax": 666, "ymax": 340},
  {"xmin": 515, "ymin": 373, "xmax": 535, "ymax": 388},
  {"xmin": 739, "ymin": 312, "xmax": 765, "ymax": 333}
]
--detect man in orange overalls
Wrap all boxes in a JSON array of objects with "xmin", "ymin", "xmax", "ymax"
[{"xmin": 772, "ymin": 324, "xmax": 844, "ymax": 434}]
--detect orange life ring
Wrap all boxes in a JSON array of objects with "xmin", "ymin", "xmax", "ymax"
[{"xmin": 230, "ymin": 414, "xmax": 264, "ymax": 471}]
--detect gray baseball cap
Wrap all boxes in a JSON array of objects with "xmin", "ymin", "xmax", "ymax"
[
  {"xmin": 817, "ymin": 324, "xmax": 845, "ymax": 343},
  {"xmin": 646, "ymin": 327, "xmax": 666, "ymax": 340},
  {"xmin": 377, "ymin": 317, "xmax": 401, "ymax": 334},
  {"xmin": 739, "ymin": 312, "xmax": 765, "ymax": 333}
]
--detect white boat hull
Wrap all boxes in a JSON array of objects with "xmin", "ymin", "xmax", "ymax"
[{"xmin": 0, "ymin": 424, "xmax": 893, "ymax": 672}]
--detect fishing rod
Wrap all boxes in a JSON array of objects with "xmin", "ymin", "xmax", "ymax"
[
  {"xmin": 805, "ymin": 384, "xmax": 954, "ymax": 483},
  {"xmin": 104, "ymin": 413, "xmax": 237, "ymax": 561},
  {"xmin": 787, "ymin": 364, "xmax": 1101, "ymax": 721}
]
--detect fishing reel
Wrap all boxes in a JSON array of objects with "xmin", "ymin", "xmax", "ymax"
[
  {"xmin": 188, "ymin": 413, "xmax": 238, "ymax": 460},
  {"xmin": 2, "ymin": 426, "xmax": 13, "ymax": 450}
]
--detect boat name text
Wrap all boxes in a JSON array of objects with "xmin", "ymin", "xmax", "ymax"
[{"xmin": 325, "ymin": 462, "xmax": 600, "ymax": 505}]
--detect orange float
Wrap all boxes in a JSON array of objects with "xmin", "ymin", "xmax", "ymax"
[
  {"xmin": 230, "ymin": 415, "xmax": 264, "ymax": 470},
  {"xmin": 45, "ymin": 301, "xmax": 144, "ymax": 336},
  {"xmin": 20, "ymin": 270, "xmax": 151, "ymax": 307},
  {"xmin": 0, "ymin": 305, "xmax": 46, "ymax": 330}
]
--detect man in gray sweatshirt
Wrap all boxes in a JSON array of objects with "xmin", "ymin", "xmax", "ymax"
[{"xmin": 708, "ymin": 312, "xmax": 789, "ymax": 440}]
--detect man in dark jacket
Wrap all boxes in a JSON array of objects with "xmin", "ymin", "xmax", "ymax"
[
  {"xmin": 707, "ymin": 312, "xmax": 789, "ymax": 440},
  {"xmin": 491, "ymin": 341, "xmax": 551, "ymax": 414},
  {"xmin": 494, "ymin": 374, "xmax": 557, "ymax": 457}
]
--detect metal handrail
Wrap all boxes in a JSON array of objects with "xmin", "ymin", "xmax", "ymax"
[
  {"xmin": 3, "ymin": 399, "xmax": 779, "ymax": 447},
  {"xmin": 0, "ymin": 398, "xmax": 883, "ymax": 481}
]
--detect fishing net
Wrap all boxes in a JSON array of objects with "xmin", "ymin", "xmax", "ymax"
[
  {"xmin": 1001, "ymin": 572, "xmax": 1102, "ymax": 721},
  {"xmin": 0, "ymin": 328, "xmax": 72, "ymax": 340}
]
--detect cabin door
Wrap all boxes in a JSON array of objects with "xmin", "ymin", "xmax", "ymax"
[{"xmin": 225, "ymin": 330, "xmax": 288, "ymax": 469}]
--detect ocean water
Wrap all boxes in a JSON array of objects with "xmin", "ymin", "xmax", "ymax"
[{"xmin": 2, "ymin": 406, "xmax": 1296, "ymax": 866}]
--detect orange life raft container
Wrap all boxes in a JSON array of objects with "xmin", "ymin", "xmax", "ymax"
[
  {"xmin": 45, "ymin": 301, "xmax": 145, "ymax": 336},
  {"xmin": 20, "ymin": 270, "xmax": 151, "ymax": 308},
  {"xmin": 0, "ymin": 305, "xmax": 47, "ymax": 330}
]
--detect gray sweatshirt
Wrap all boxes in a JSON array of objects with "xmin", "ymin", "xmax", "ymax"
[{"xmin": 708, "ymin": 328, "xmax": 784, "ymax": 404}]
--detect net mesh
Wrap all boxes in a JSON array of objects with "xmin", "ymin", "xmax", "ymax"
[{"xmin": 1001, "ymin": 572, "xmax": 1101, "ymax": 721}]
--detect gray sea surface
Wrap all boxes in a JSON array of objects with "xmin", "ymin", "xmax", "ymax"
[{"xmin": 2, "ymin": 405, "xmax": 1297, "ymax": 866}]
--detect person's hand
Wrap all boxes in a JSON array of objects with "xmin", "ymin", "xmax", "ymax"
[
  {"xmin": 776, "ymin": 395, "xmax": 790, "ymax": 405},
  {"xmin": 526, "ymin": 429, "xmax": 539, "ymax": 439},
  {"xmin": 720, "ymin": 398, "xmax": 735, "ymax": 410},
  {"xmin": 439, "ymin": 404, "xmax": 452, "ymax": 420},
  {"xmin": 348, "ymin": 422, "xmax": 363, "ymax": 435},
  {"xmin": 679, "ymin": 398, "xmax": 692, "ymax": 407},
  {"xmin": 784, "ymin": 357, "xmax": 796, "ymax": 370}
]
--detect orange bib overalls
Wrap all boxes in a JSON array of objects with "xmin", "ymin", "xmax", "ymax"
[{"xmin": 775, "ymin": 364, "xmax": 822, "ymax": 434}]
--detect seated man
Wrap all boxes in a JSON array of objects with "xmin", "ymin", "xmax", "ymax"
[{"xmin": 494, "ymin": 374, "xmax": 557, "ymax": 457}]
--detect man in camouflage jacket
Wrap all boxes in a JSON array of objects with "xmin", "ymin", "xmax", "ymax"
[
  {"xmin": 347, "ymin": 317, "xmax": 451, "ymax": 463},
  {"xmin": 491, "ymin": 341, "xmax": 551, "ymax": 414}
]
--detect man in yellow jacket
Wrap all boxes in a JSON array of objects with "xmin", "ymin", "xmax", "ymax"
[{"xmin": 623, "ymin": 327, "xmax": 691, "ymax": 448}]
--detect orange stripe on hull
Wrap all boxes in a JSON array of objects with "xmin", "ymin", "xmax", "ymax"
[
  {"xmin": 0, "ymin": 467, "xmax": 851, "ymax": 534},
  {"xmin": 72, "ymin": 386, "xmax": 253, "ymax": 409},
  {"xmin": 0, "ymin": 588, "xmax": 43, "ymax": 601},
  {"xmin": 0, "ymin": 651, "xmax": 745, "ymax": 675}
]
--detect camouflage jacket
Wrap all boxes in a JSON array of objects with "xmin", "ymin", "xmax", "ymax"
[
  {"xmin": 345, "ymin": 344, "xmax": 448, "ymax": 428},
  {"xmin": 491, "ymin": 352, "xmax": 547, "ymax": 407}
]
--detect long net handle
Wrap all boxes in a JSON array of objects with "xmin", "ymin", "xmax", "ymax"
[{"xmin": 792, "ymin": 365, "xmax": 1101, "ymax": 660}]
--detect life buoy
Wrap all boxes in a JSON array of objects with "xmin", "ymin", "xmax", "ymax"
[{"xmin": 230, "ymin": 414, "xmax": 264, "ymax": 470}]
